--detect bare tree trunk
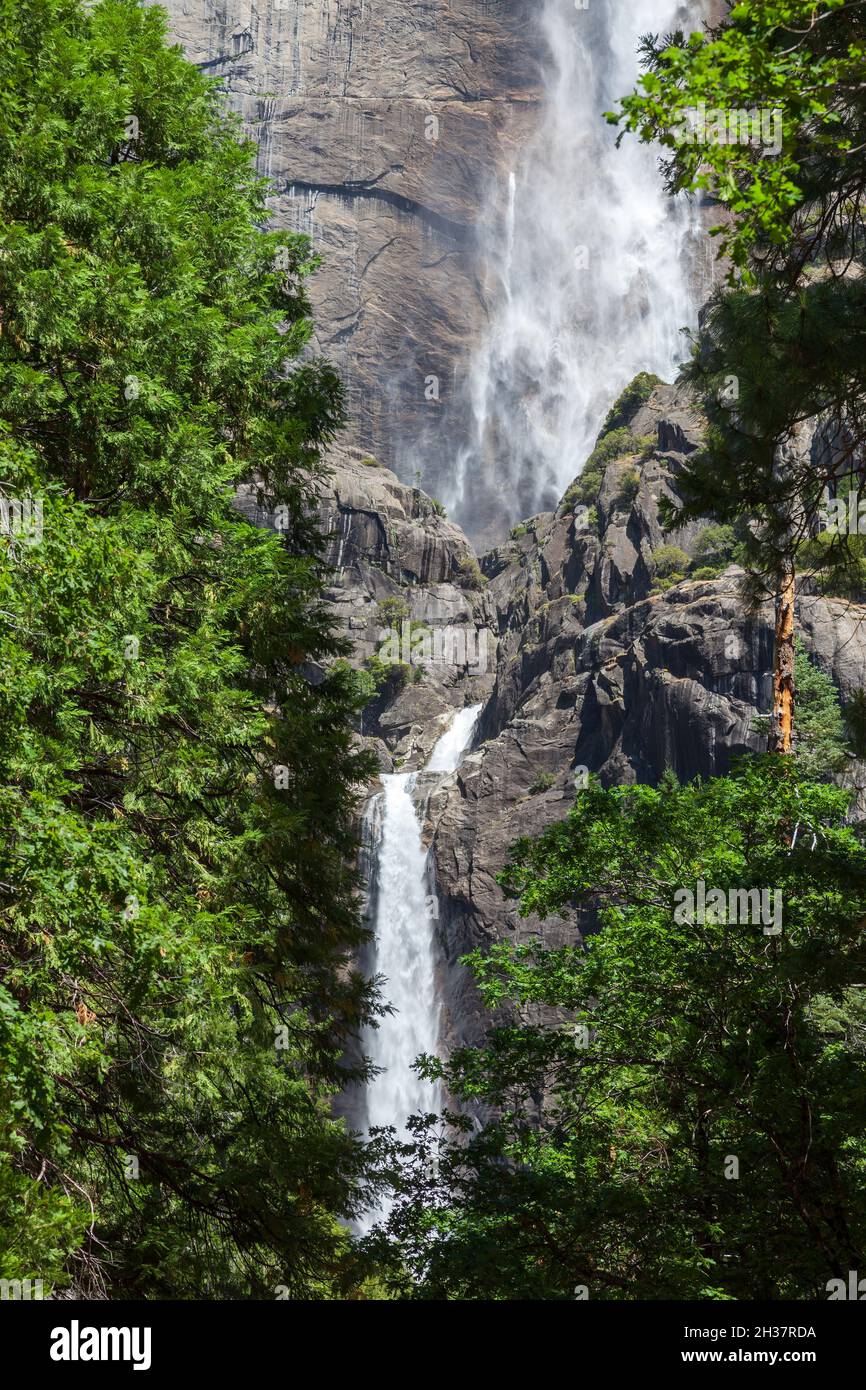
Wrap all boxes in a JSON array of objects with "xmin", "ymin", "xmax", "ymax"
[{"xmin": 770, "ymin": 558, "xmax": 795, "ymax": 754}]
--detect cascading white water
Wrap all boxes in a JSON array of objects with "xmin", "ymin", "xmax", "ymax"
[
  {"xmin": 426, "ymin": 703, "xmax": 484, "ymax": 773},
  {"xmin": 361, "ymin": 773, "xmax": 441, "ymax": 1137},
  {"xmin": 358, "ymin": 704, "xmax": 482, "ymax": 1229},
  {"xmin": 444, "ymin": 0, "xmax": 706, "ymax": 533}
]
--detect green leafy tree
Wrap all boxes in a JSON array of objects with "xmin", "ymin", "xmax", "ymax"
[
  {"xmin": 613, "ymin": 1, "xmax": 866, "ymax": 277},
  {"xmin": 365, "ymin": 761, "xmax": 866, "ymax": 1300},
  {"xmin": 0, "ymin": 0, "xmax": 380, "ymax": 1298}
]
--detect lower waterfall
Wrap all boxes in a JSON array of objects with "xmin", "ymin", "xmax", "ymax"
[{"xmin": 357, "ymin": 704, "xmax": 482, "ymax": 1230}]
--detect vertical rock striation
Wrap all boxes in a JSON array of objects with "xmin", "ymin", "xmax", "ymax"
[{"xmin": 156, "ymin": 0, "xmax": 541, "ymax": 515}]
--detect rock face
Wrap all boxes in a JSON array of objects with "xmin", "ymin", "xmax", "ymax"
[
  {"xmin": 312, "ymin": 386, "xmax": 866, "ymax": 1056},
  {"xmin": 156, "ymin": 0, "xmax": 541, "ymax": 522},
  {"xmin": 315, "ymin": 452, "xmax": 497, "ymax": 773},
  {"xmin": 157, "ymin": 0, "xmax": 865, "ymax": 1065}
]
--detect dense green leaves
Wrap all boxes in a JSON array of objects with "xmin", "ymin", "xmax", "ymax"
[
  {"xmin": 613, "ymin": 1, "xmax": 864, "ymax": 275},
  {"xmin": 0, "ymin": 0, "xmax": 378, "ymax": 1297},
  {"xmin": 366, "ymin": 762, "xmax": 866, "ymax": 1299}
]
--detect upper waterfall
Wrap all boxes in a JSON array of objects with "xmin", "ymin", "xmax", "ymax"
[{"xmin": 442, "ymin": 0, "xmax": 706, "ymax": 537}]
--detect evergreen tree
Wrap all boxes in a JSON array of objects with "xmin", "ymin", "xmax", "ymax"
[
  {"xmin": 0, "ymin": 0, "xmax": 378, "ymax": 1297},
  {"xmin": 791, "ymin": 640, "xmax": 849, "ymax": 778}
]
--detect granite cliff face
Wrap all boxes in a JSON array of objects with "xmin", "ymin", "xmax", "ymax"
[
  {"xmin": 155, "ymin": 1, "xmax": 730, "ymax": 547},
  {"xmin": 157, "ymin": 0, "xmax": 541, "ymax": 524},
  {"xmin": 314, "ymin": 450, "xmax": 496, "ymax": 774},
  {"xmin": 312, "ymin": 387, "xmax": 866, "ymax": 1054}
]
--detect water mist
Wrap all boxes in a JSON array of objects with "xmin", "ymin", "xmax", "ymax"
[{"xmin": 443, "ymin": 0, "xmax": 706, "ymax": 536}]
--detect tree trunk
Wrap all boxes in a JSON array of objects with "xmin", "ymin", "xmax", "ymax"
[{"xmin": 769, "ymin": 559, "xmax": 795, "ymax": 754}]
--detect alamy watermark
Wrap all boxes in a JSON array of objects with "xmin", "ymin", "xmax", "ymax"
[
  {"xmin": 50, "ymin": 1322, "xmax": 151, "ymax": 1371},
  {"xmin": 378, "ymin": 621, "xmax": 488, "ymax": 674},
  {"xmin": 674, "ymin": 879, "xmax": 783, "ymax": 935},
  {"xmin": 827, "ymin": 1271, "xmax": 866, "ymax": 1300},
  {"xmin": 819, "ymin": 487, "xmax": 866, "ymax": 535},
  {"xmin": 0, "ymin": 494, "xmax": 43, "ymax": 546},
  {"xmin": 0, "ymin": 1277, "xmax": 46, "ymax": 1300},
  {"xmin": 672, "ymin": 103, "xmax": 783, "ymax": 157}
]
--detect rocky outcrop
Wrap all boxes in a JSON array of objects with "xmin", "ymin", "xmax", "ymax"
[
  {"xmin": 313, "ymin": 453, "xmax": 496, "ymax": 772},
  {"xmin": 309, "ymin": 384, "xmax": 866, "ymax": 1055},
  {"xmin": 156, "ymin": 0, "xmax": 866, "ymax": 1063},
  {"xmin": 433, "ymin": 390, "xmax": 866, "ymax": 1049}
]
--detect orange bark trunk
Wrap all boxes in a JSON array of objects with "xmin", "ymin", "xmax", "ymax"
[{"xmin": 770, "ymin": 561, "xmax": 795, "ymax": 755}]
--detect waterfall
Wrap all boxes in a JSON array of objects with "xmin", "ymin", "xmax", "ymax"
[
  {"xmin": 357, "ymin": 704, "xmax": 482, "ymax": 1230},
  {"xmin": 443, "ymin": 0, "xmax": 706, "ymax": 536},
  {"xmin": 360, "ymin": 773, "xmax": 441, "ymax": 1139}
]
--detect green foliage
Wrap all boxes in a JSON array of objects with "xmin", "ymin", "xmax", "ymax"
[
  {"xmin": 670, "ymin": 280, "xmax": 866, "ymax": 604},
  {"xmin": 651, "ymin": 543, "xmax": 691, "ymax": 590},
  {"xmin": 0, "ymin": 0, "xmax": 379, "ymax": 1298},
  {"xmin": 614, "ymin": 466, "xmax": 641, "ymax": 509},
  {"xmin": 365, "ymin": 760, "xmax": 866, "ymax": 1299},
  {"xmin": 564, "ymin": 427, "xmax": 637, "ymax": 507},
  {"xmin": 366, "ymin": 612, "xmax": 430, "ymax": 696},
  {"xmin": 376, "ymin": 596, "xmax": 410, "ymax": 628},
  {"xmin": 601, "ymin": 372, "xmax": 662, "ymax": 434},
  {"xmin": 616, "ymin": 5, "xmax": 866, "ymax": 603},
  {"xmin": 792, "ymin": 640, "xmax": 849, "ymax": 777},
  {"xmin": 612, "ymin": 2, "xmax": 865, "ymax": 276},
  {"xmin": 454, "ymin": 553, "xmax": 484, "ymax": 589},
  {"xmin": 528, "ymin": 772, "xmax": 555, "ymax": 796},
  {"xmin": 365, "ymin": 651, "xmax": 412, "ymax": 697},
  {"xmin": 756, "ymin": 640, "xmax": 851, "ymax": 777},
  {"xmin": 0, "ymin": 1148, "xmax": 87, "ymax": 1290},
  {"xmin": 693, "ymin": 523, "xmax": 738, "ymax": 566},
  {"xmin": 798, "ymin": 530, "xmax": 866, "ymax": 602},
  {"xmin": 683, "ymin": 525, "xmax": 741, "ymax": 580},
  {"xmin": 331, "ymin": 658, "xmax": 378, "ymax": 710}
]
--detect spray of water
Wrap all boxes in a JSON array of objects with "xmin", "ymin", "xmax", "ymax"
[
  {"xmin": 444, "ymin": 0, "xmax": 705, "ymax": 536},
  {"xmin": 426, "ymin": 703, "xmax": 483, "ymax": 773}
]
